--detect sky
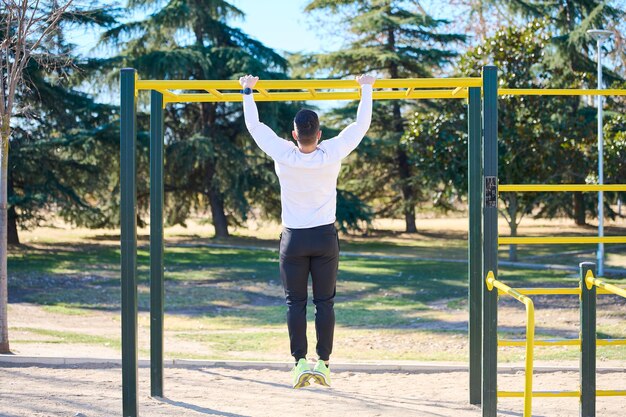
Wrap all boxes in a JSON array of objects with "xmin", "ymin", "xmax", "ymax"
[
  {"xmin": 230, "ymin": 0, "xmax": 335, "ymax": 55},
  {"xmin": 75, "ymin": 0, "xmax": 338, "ymax": 57}
]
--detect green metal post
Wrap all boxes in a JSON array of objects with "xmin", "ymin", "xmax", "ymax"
[
  {"xmin": 121, "ymin": 68, "xmax": 138, "ymax": 417},
  {"xmin": 482, "ymin": 65, "xmax": 498, "ymax": 417},
  {"xmin": 580, "ymin": 262, "xmax": 596, "ymax": 417},
  {"xmin": 150, "ymin": 91, "xmax": 164, "ymax": 398},
  {"xmin": 468, "ymin": 86, "xmax": 482, "ymax": 405}
]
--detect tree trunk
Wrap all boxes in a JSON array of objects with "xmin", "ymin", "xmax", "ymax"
[
  {"xmin": 201, "ymin": 102, "xmax": 229, "ymax": 238},
  {"xmin": 508, "ymin": 194, "xmax": 518, "ymax": 262},
  {"xmin": 573, "ymin": 192, "xmax": 586, "ymax": 226},
  {"xmin": 397, "ymin": 147, "xmax": 417, "ymax": 233},
  {"xmin": 7, "ymin": 171, "xmax": 18, "ymax": 245},
  {"xmin": 208, "ymin": 188, "xmax": 229, "ymax": 238},
  {"xmin": 0, "ymin": 115, "xmax": 10, "ymax": 353},
  {"xmin": 7, "ymin": 206, "xmax": 18, "ymax": 245}
]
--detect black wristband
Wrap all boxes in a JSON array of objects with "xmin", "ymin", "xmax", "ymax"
[{"xmin": 240, "ymin": 87, "xmax": 252, "ymax": 95}]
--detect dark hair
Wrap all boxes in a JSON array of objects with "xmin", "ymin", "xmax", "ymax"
[{"xmin": 293, "ymin": 109, "xmax": 320, "ymax": 146}]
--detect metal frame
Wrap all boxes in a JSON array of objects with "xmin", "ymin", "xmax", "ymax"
[{"xmin": 120, "ymin": 69, "xmax": 487, "ymax": 417}]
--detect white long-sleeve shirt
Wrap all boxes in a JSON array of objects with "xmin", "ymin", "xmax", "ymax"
[{"xmin": 243, "ymin": 84, "xmax": 373, "ymax": 228}]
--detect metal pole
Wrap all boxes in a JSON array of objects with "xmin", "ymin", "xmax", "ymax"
[
  {"xmin": 468, "ymin": 86, "xmax": 482, "ymax": 405},
  {"xmin": 121, "ymin": 68, "xmax": 138, "ymax": 417},
  {"xmin": 482, "ymin": 66, "xmax": 498, "ymax": 417},
  {"xmin": 150, "ymin": 91, "xmax": 164, "ymax": 398},
  {"xmin": 596, "ymin": 38, "xmax": 604, "ymax": 277},
  {"xmin": 580, "ymin": 262, "xmax": 596, "ymax": 417}
]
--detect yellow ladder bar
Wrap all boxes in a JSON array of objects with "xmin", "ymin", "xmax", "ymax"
[
  {"xmin": 499, "ymin": 88, "xmax": 626, "ymax": 96},
  {"xmin": 499, "ymin": 184, "xmax": 626, "ymax": 192},
  {"xmin": 498, "ymin": 390, "xmax": 580, "ymax": 398},
  {"xmin": 499, "ymin": 236, "xmax": 626, "ymax": 245}
]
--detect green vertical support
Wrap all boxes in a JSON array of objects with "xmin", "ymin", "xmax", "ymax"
[
  {"xmin": 468, "ymin": 86, "xmax": 482, "ymax": 405},
  {"xmin": 482, "ymin": 65, "xmax": 498, "ymax": 417},
  {"xmin": 580, "ymin": 262, "xmax": 596, "ymax": 417},
  {"xmin": 150, "ymin": 91, "xmax": 164, "ymax": 398},
  {"xmin": 121, "ymin": 68, "xmax": 138, "ymax": 417}
]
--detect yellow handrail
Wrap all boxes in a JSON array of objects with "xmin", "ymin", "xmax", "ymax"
[
  {"xmin": 585, "ymin": 270, "xmax": 626, "ymax": 298},
  {"xmin": 486, "ymin": 271, "xmax": 535, "ymax": 417},
  {"xmin": 499, "ymin": 236, "xmax": 626, "ymax": 245},
  {"xmin": 499, "ymin": 88, "xmax": 626, "ymax": 96},
  {"xmin": 499, "ymin": 184, "xmax": 626, "ymax": 192}
]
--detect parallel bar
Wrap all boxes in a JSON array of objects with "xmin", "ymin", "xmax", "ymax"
[
  {"xmin": 587, "ymin": 275, "xmax": 626, "ymax": 299},
  {"xmin": 136, "ymin": 77, "xmax": 483, "ymax": 90},
  {"xmin": 499, "ymin": 338, "xmax": 626, "ymax": 346},
  {"xmin": 597, "ymin": 390, "xmax": 626, "ymax": 396},
  {"xmin": 499, "ymin": 184, "xmax": 626, "ymax": 192},
  {"xmin": 597, "ymin": 339, "xmax": 626, "ymax": 346},
  {"xmin": 498, "ymin": 391, "xmax": 580, "ymax": 398},
  {"xmin": 580, "ymin": 263, "xmax": 596, "ymax": 417},
  {"xmin": 150, "ymin": 91, "xmax": 165, "ymax": 398},
  {"xmin": 499, "ymin": 88, "xmax": 626, "ymax": 96},
  {"xmin": 482, "ymin": 65, "xmax": 499, "ymax": 417},
  {"xmin": 485, "ymin": 272, "xmax": 534, "ymax": 417},
  {"xmin": 161, "ymin": 89, "xmax": 469, "ymax": 103},
  {"xmin": 497, "ymin": 288, "xmax": 581, "ymax": 296},
  {"xmin": 499, "ymin": 339, "xmax": 579, "ymax": 347},
  {"xmin": 499, "ymin": 236, "xmax": 626, "ymax": 245},
  {"xmin": 120, "ymin": 68, "xmax": 138, "ymax": 417},
  {"xmin": 468, "ymin": 86, "xmax": 482, "ymax": 406}
]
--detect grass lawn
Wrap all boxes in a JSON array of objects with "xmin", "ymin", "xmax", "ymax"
[{"xmin": 7, "ymin": 218, "xmax": 626, "ymax": 363}]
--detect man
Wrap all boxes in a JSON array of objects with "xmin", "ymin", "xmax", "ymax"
[{"xmin": 240, "ymin": 74, "xmax": 375, "ymax": 388}]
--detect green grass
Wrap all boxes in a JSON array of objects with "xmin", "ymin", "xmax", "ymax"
[
  {"xmin": 7, "ymin": 235, "xmax": 626, "ymax": 362},
  {"xmin": 10, "ymin": 327, "xmax": 119, "ymax": 348}
]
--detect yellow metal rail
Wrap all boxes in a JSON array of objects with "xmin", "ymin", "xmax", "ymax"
[
  {"xmin": 499, "ymin": 338, "xmax": 626, "ymax": 347},
  {"xmin": 499, "ymin": 184, "xmax": 626, "ymax": 192},
  {"xmin": 498, "ymin": 287, "xmax": 581, "ymax": 296},
  {"xmin": 486, "ymin": 271, "xmax": 535, "ymax": 417},
  {"xmin": 585, "ymin": 271, "xmax": 626, "ymax": 299},
  {"xmin": 499, "ymin": 88, "xmax": 626, "ymax": 96},
  {"xmin": 498, "ymin": 390, "xmax": 579, "ymax": 398},
  {"xmin": 597, "ymin": 390, "xmax": 626, "ymax": 396},
  {"xmin": 135, "ymin": 77, "xmax": 482, "ymax": 103},
  {"xmin": 499, "ymin": 236, "xmax": 626, "ymax": 245}
]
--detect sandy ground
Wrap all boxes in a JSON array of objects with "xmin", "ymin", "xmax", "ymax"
[{"xmin": 1, "ymin": 364, "xmax": 626, "ymax": 417}]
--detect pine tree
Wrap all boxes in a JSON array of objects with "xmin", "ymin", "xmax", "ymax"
[
  {"xmin": 300, "ymin": 0, "xmax": 464, "ymax": 232},
  {"xmin": 100, "ymin": 0, "xmax": 293, "ymax": 237}
]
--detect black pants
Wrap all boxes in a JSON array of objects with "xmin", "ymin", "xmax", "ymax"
[{"xmin": 279, "ymin": 223, "xmax": 339, "ymax": 362}]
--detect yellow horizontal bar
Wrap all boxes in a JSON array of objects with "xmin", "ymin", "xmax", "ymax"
[
  {"xmin": 499, "ymin": 287, "xmax": 581, "ymax": 296},
  {"xmin": 162, "ymin": 89, "xmax": 469, "ymax": 103},
  {"xmin": 597, "ymin": 339, "xmax": 626, "ymax": 346},
  {"xmin": 597, "ymin": 390, "xmax": 626, "ymax": 396},
  {"xmin": 587, "ymin": 276, "xmax": 626, "ymax": 299},
  {"xmin": 137, "ymin": 77, "xmax": 482, "ymax": 91},
  {"xmin": 499, "ymin": 88, "xmax": 626, "ymax": 96},
  {"xmin": 499, "ymin": 339, "xmax": 580, "ymax": 347},
  {"xmin": 498, "ymin": 390, "xmax": 579, "ymax": 398},
  {"xmin": 499, "ymin": 184, "xmax": 626, "ymax": 192},
  {"xmin": 499, "ymin": 236, "xmax": 626, "ymax": 245}
]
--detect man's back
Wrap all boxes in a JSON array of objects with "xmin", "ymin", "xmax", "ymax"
[{"xmin": 242, "ymin": 80, "xmax": 373, "ymax": 228}]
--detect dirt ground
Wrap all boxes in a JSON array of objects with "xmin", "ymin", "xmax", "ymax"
[{"xmin": 1, "ymin": 364, "xmax": 625, "ymax": 417}]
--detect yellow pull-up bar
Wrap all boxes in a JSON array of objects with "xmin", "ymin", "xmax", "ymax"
[
  {"xmin": 135, "ymin": 77, "xmax": 482, "ymax": 103},
  {"xmin": 134, "ymin": 75, "xmax": 626, "ymax": 104}
]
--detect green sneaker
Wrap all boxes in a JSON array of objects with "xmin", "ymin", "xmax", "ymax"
[
  {"xmin": 311, "ymin": 360, "xmax": 331, "ymax": 387},
  {"xmin": 292, "ymin": 358, "xmax": 312, "ymax": 389}
]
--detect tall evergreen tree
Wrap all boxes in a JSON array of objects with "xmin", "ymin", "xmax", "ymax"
[
  {"xmin": 299, "ymin": 0, "xmax": 464, "ymax": 232},
  {"xmin": 487, "ymin": 0, "xmax": 625, "ymax": 224},
  {"xmin": 100, "ymin": 0, "xmax": 294, "ymax": 237}
]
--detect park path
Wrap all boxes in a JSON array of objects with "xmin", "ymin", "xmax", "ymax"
[{"xmin": 2, "ymin": 364, "xmax": 626, "ymax": 416}]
